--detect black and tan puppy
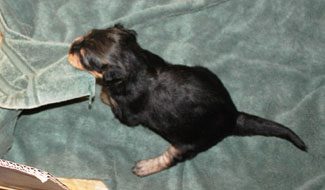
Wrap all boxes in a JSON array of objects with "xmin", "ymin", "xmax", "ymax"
[{"xmin": 68, "ymin": 24, "xmax": 307, "ymax": 177}]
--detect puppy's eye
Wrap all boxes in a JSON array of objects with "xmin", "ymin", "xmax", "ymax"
[{"xmin": 101, "ymin": 64, "xmax": 108, "ymax": 70}]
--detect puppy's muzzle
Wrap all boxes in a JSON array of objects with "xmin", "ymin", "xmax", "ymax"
[{"xmin": 68, "ymin": 36, "xmax": 85, "ymax": 70}]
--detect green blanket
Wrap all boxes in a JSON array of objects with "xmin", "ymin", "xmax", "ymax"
[{"xmin": 1, "ymin": 0, "xmax": 324, "ymax": 189}]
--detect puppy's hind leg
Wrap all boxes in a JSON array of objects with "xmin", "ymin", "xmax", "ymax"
[{"xmin": 132, "ymin": 145, "xmax": 195, "ymax": 177}]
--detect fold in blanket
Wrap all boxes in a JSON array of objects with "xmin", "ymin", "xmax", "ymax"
[{"xmin": 0, "ymin": 13, "xmax": 95, "ymax": 109}]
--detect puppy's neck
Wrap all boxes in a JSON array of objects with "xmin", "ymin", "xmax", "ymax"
[{"xmin": 106, "ymin": 48, "xmax": 167, "ymax": 96}]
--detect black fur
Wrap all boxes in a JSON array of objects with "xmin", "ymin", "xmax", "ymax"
[{"xmin": 69, "ymin": 24, "xmax": 307, "ymax": 176}]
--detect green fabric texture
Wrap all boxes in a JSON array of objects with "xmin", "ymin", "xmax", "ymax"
[
  {"xmin": 0, "ymin": 109, "xmax": 20, "ymax": 156},
  {"xmin": 0, "ymin": 12, "xmax": 95, "ymax": 109},
  {"xmin": 1, "ymin": 0, "xmax": 325, "ymax": 189}
]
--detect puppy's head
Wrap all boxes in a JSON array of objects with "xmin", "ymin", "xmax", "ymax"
[{"xmin": 68, "ymin": 24, "xmax": 139, "ymax": 80}]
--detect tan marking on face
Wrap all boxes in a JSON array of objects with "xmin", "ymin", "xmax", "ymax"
[
  {"xmin": 68, "ymin": 35, "xmax": 85, "ymax": 70},
  {"xmin": 79, "ymin": 49, "xmax": 103, "ymax": 78},
  {"xmin": 68, "ymin": 50, "xmax": 103, "ymax": 78},
  {"xmin": 132, "ymin": 146, "xmax": 181, "ymax": 177},
  {"xmin": 80, "ymin": 48, "xmax": 86, "ymax": 57},
  {"xmin": 68, "ymin": 53, "xmax": 85, "ymax": 71},
  {"xmin": 90, "ymin": 71, "xmax": 103, "ymax": 78}
]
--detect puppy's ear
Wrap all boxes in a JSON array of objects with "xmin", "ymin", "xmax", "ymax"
[
  {"xmin": 126, "ymin": 29, "xmax": 137, "ymax": 37},
  {"xmin": 125, "ymin": 29, "xmax": 137, "ymax": 43},
  {"xmin": 113, "ymin": 23, "xmax": 137, "ymax": 42},
  {"xmin": 114, "ymin": 23, "xmax": 124, "ymax": 29},
  {"xmin": 103, "ymin": 66, "xmax": 126, "ymax": 84},
  {"xmin": 79, "ymin": 50, "xmax": 104, "ymax": 72}
]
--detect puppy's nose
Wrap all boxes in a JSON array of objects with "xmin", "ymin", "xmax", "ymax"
[{"xmin": 69, "ymin": 36, "xmax": 84, "ymax": 53}]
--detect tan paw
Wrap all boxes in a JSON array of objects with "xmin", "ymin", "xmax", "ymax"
[{"xmin": 132, "ymin": 159, "xmax": 164, "ymax": 177}]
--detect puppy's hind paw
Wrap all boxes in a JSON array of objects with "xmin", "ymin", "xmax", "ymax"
[
  {"xmin": 132, "ymin": 146, "xmax": 181, "ymax": 177},
  {"xmin": 132, "ymin": 157, "xmax": 171, "ymax": 177},
  {"xmin": 132, "ymin": 159, "xmax": 157, "ymax": 177}
]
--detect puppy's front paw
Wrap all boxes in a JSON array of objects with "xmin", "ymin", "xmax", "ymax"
[{"xmin": 100, "ymin": 89, "xmax": 112, "ymax": 106}]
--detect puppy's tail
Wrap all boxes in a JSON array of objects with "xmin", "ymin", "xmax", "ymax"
[{"xmin": 232, "ymin": 112, "xmax": 307, "ymax": 152}]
